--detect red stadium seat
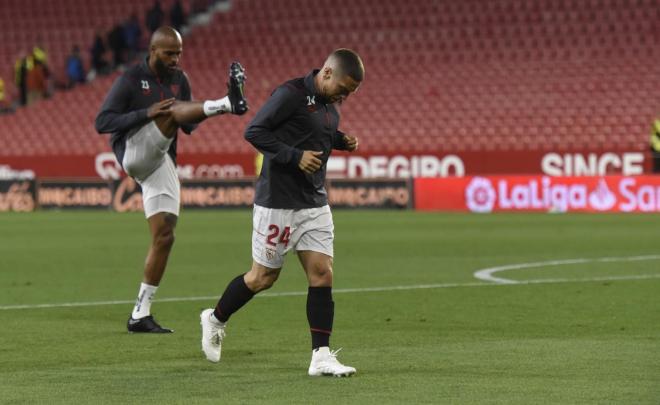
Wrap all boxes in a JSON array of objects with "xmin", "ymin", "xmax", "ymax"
[{"xmin": 1, "ymin": 0, "xmax": 657, "ymax": 158}]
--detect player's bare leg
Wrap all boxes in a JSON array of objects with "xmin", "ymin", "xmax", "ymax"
[
  {"xmin": 139, "ymin": 115, "xmax": 178, "ymax": 287},
  {"xmin": 144, "ymin": 212, "xmax": 177, "ymax": 286},
  {"xmin": 153, "ymin": 112, "xmax": 179, "ymax": 138},
  {"xmin": 244, "ymin": 261, "xmax": 282, "ymax": 292},
  {"xmin": 127, "ymin": 211, "xmax": 177, "ymax": 333},
  {"xmin": 299, "ymin": 250, "xmax": 356, "ymax": 377},
  {"xmin": 152, "ymin": 100, "xmax": 218, "ymax": 130},
  {"xmin": 161, "ymin": 61, "xmax": 249, "ymax": 131},
  {"xmin": 299, "ymin": 251, "xmax": 333, "ymax": 287}
]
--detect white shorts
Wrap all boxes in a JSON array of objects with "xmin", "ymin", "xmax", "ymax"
[
  {"xmin": 122, "ymin": 121, "xmax": 180, "ymax": 218},
  {"xmin": 252, "ymin": 204, "xmax": 334, "ymax": 269}
]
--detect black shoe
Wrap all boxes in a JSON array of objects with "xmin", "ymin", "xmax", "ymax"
[
  {"xmin": 227, "ymin": 61, "xmax": 248, "ymax": 115},
  {"xmin": 127, "ymin": 315, "xmax": 174, "ymax": 333}
]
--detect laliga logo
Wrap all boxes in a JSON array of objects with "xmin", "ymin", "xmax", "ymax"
[
  {"xmin": 465, "ymin": 176, "xmax": 618, "ymax": 212},
  {"xmin": 588, "ymin": 179, "xmax": 616, "ymax": 211},
  {"xmin": 465, "ymin": 177, "xmax": 496, "ymax": 213}
]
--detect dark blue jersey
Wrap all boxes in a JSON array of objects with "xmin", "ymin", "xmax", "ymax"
[
  {"xmin": 245, "ymin": 70, "xmax": 349, "ymax": 209},
  {"xmin": 94, "ymin": 57, "xmax": 196, "ymax": 166}
]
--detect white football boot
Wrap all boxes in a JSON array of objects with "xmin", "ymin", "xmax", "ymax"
[
  {"xmin": 200, "ymin": 309, "xmax": 226, "ymax": 362},
  {"xmin": 308, "ymin": 347, "xmax": 356, "ymax": 377}
]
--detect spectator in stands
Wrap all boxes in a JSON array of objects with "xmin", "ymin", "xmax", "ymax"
[
  {"xmin": 33, "ymin": 44, "xmax": 48, "ymax": 69},
  {"xmin": 108, "ymin": 23, "xmax": 128, "ymax": 68},
  {"xmin": 13, "ymin": 51, "xmax": 30, "ymax": 106},
  {"xmin": 0, "ymin": 76, "xmax": 12, "ymax": 113},
  {"xmin": 26, "ymin": 51, "xmax": 47, "ymax": 104},
  {"xmin": 124, "ymin": 13, "xmax": 143, "ymax": 62},
  {"xmin": 66, "ymin": 46, "xmax": 86, "ymax": 88},
  {"xmin": 650, "ymin": 119, "xmax": 660, "ymax": 173},
  {"xmin": 95, "ymin": 27, "xmax": 248, "ymax": 334},
  {"xmin": 190, "ymin": 0, "xmax": 210, "ymax": 17},
  {"xmin": 32, "ymin": 43, "xmax": 51, "ymax": 97},
  {"xmin": 91, "ymin": 33, "xmax": 111, "ymax": 76},
  {"xmin": 170, "ymin": 0, "xmax": 186, "ymax": 32},
  {"xmin": 146, "ymin": 1, "xmax": 165, "ymax": 35}
]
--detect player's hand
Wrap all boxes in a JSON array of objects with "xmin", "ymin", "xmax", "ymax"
[
  {"xmin": 299, "ymin": 151, "xmax": 323, "ymax": 174},
  {"xmin": 147, "ymin": 98, "xmax": 175, "ymax": 119},
  {"xmin": 344, "ymin": 135, "xmax": 359, "ymax": 152}
]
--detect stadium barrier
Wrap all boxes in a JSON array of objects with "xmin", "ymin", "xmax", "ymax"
[
  {"xmin": 4, "ymin": 175, "xmax": 660, "ymax": 213},
  {"xmin": 0, "ymin": 180, "xmax": 36, "ymax": 212},
  {"xmin": 0, "ymin": 178, "xmax": 412, "ymax": 212}
]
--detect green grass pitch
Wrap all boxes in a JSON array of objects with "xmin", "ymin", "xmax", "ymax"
[{"xmin": 1, "ymin": 211, "xmax": 659, "ymax": 404}]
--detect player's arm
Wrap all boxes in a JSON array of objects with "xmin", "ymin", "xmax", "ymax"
[
  {"xmin": 244, "ymin": 85, "xmax": 304, "ymax": 166},
  {"xmin": 95, "ymin": 76, "xmax": 151, "ymax": 134},
  {"xmin": 332, "ymin": 130, "xmax": 358, "ymax": 152}
]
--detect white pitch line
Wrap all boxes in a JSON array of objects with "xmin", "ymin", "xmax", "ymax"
[
  {"xmin": 507, "ymin": 273, "xmax": 660, "ymax": 284},
  {"xmin": 473, "ymin": 255, "xmax": 660, "ymax": 284},
  {"xmin": 2, "ymin": 273, "xmax": 660, "ymax": 311}
]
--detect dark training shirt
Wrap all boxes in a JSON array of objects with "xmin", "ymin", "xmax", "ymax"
[
  {"xmin": 94, "ymin": 57, "xmax": 196, "ymax": 167},
  {"xmin": 245, "ymin": 70, "xmax": 349, "ymax": 209}
]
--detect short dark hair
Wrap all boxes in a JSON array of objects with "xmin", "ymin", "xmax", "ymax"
[{"xmin": 331, "ymin": 48, "xmax": 364, "ymax": 82}]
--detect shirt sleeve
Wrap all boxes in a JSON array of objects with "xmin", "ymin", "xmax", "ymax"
[
  {"xmin": 244, "ymin": 85, "xmax": 304, "ymax": 166},
  {"xmin": 179, "ymin": 72, "xmax": 197, "ymax": 135},
  {"xmin": 332, "ymin": 129, "xmax": 348, "ymax": 150},
  {"xmin": 94, "ymin": 75, "xmax": 149, "ymax": 134}
]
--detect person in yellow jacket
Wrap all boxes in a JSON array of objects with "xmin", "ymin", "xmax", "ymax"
[
  {"xmin": 0, "ymin": 77, "xmax": 6, "ymax": 106},
  {"xmin": 0, "ymin": 76, "xmax": 11, "ymax": 113},
  {"xmin": 254, "ymin": 152, "xmax": 263, "ymax": 176},
  {"xmin": 651, "ymin": 119, "xmax": 660, "ymax": 173},
  {"xmin": 33, "ymin": 45, "xmax": 47, "ymax": 65},
  {"xmin": 14, "ymin": 52, "xmax": 32, "ymax": 106}
]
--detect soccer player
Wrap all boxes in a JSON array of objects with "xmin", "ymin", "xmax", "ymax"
[
  {"xmin": 200, "ymin": 49, "xmax": 364, "ymax": 376},
  {"xmin": 95, "ymin": 26, "xmax": 248, "ymax": 333}
]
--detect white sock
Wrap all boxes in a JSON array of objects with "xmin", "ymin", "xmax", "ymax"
[
  {"xmin": 131, "ymin": 282, "xmax": 158, "ymax": 319},
  {"xmin": 203, "ymin": 96, "xmax": 231, "ymax": 116}
]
